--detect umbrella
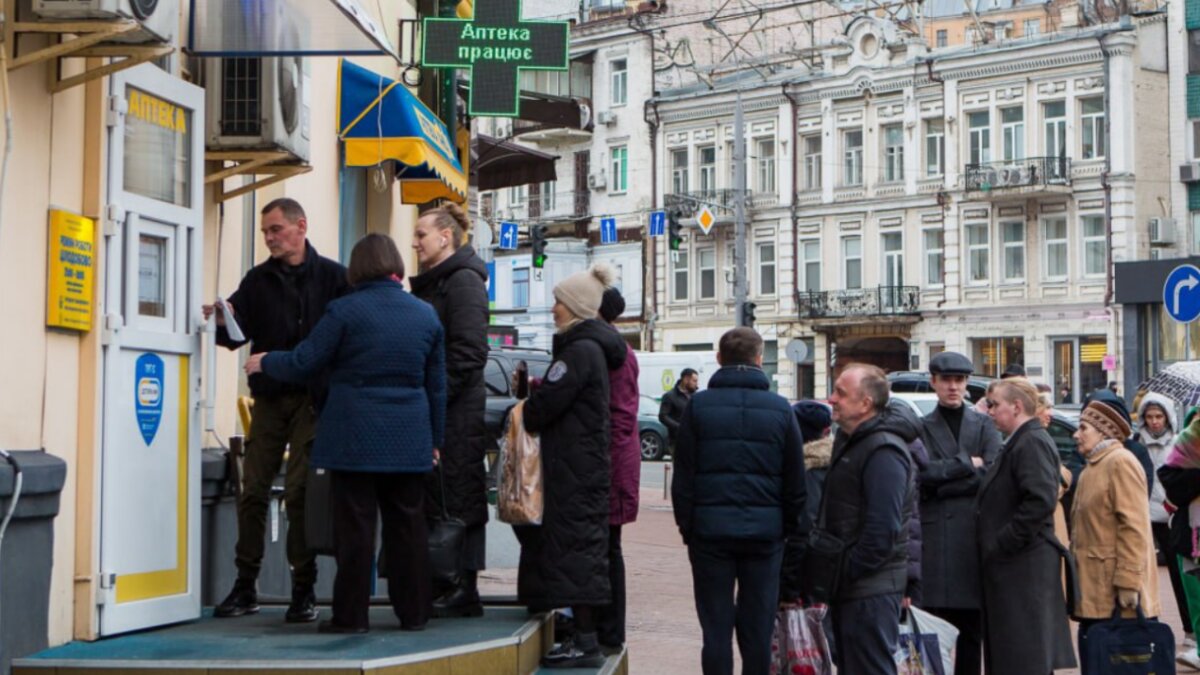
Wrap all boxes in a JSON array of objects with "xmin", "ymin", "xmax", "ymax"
[{"xmin": 1137, "ymin": 361, "xmax": 1200, "ymax": 416}]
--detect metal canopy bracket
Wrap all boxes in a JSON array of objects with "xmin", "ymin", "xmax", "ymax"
[
  {"xmin": 205, "ymin": 151, "xmax": 313, "ymax": 204},
  {"xmin": 7, "ymin": 21, "xmax": 174, "ymax": 93}
]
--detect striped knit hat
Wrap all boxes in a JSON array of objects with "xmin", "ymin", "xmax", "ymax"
[{"xmin": 1081, "ymin": 399, "xmax": 1132, "ymax": 441}]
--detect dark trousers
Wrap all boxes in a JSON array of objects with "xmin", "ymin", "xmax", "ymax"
[
  {"xmin": 688, "ymin": 538, "xmax": 783, "ymax": 675},
  {"xmin": 597, "ymin": 525, "xmax": 626, "ymax": 647},
  {"xmin": 832, "ymin": 593, "xmax": 903, "ymax": 675},
  {"xmin": 235, "ymin": 392, "xmax": 317, "ymax": 586},
  {"xmin": 1153, "ymin": 522, "xmax": 1193, "ymax": 633},
  {"xmin": 331, "ymin": 470, "xmax": 432, "ymax": 629},
  {"xmin": 925, "ymin": 607, "xmax": 982, "ymax": 675}
]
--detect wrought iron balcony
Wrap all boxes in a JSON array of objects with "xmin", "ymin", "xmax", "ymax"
[
  {"xmin": 963, "ymin": 156, "xmax": 1071, "ymax": 194},
  {"xmin": 795, "ymin": 286, "xmax": 920, "ymax": 319},
  {"xmin": 663, "ymin": 189, "xmax": 751, "ymax": 219}
]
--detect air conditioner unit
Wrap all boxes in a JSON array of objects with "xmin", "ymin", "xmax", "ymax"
[
  {"xmin": 33, "ymin": 0, "xmax": 177, "ymax": 43},
  {"xmin": 1182, "ymin": 163, "xmax": 1200, "ymax": 183},
  {"xmin": 588, "ymin": 171, "xmax": 607, "ymax": 190},
  {"xmin": 596, "ymin": 111, "xmax": 616, "ymax": 126},
  {"xmin": 1149, "ymin": 217, "xmax": 1176, "ymax": 246},
  {"xmin": 205, "ymin": 57, "xmax": 311, "ymax": 163}
]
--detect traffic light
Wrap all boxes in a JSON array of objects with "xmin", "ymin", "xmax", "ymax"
[
  {"xmin": 531, "ymin": 224, "xmax": 548, "ymax": 269},
  {"xmin": 740, "ymin": 301, "xmax": 757, "ymax": 328},
  {"xmin": 668, "ymin": 211, "xmax": 683, "ymax": 251}
]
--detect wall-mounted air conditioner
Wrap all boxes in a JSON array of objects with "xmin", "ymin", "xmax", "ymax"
[
  {"xmin": 1181, "ymin": 163, "xmax": 1200, "ymax": 183},
  {"xmin": 596, "ymin": 111, "xmax": 616, "ymax": 126},
  {"xmin": 588, "ymin": 171, "xmax": 607, "ymax": 190},
  {"xmin": 1149, "ymin": 217, "xmax": 1176, "ymax": 246},
  {"xmin": 205, "ymin": 56, "xmax": 311, "ymax": 163},
  {"xmin": 33, "ymin": 0, "xmax": 178, "ymax": 43}
]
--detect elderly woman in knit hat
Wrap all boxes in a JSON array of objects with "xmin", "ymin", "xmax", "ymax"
[
  {"xmin": 1071, "ymin": 397, "xmax": 1161, "ymax": 669},
  {"xmin": 517, "ymin": 264, "xmax": 629, "ymax": 669}
]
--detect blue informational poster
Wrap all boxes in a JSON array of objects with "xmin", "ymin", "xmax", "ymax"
[{"xmin": 134, "ymin": 353, "xmax": 165, "ymax": 446}]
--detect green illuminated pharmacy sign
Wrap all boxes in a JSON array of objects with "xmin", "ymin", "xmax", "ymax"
[{"xmin": 422, "ymin": 0, "xmax": 569, "ymax": 117}]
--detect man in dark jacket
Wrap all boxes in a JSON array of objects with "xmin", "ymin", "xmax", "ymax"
[
  {"xmin": 659, "ymin": 368, "xmax": 698, "ymax": 446},
  {"xmin": 673, "ymin": 328, "xmax": 806, "ymax": 675},
  {"xmin": 202, "ymin": 198, "xmax": 349, "ymax": 622},
  {"xmin": 822, "ymin": 363, "xmax": 914, "ymax": 675},
  {"xmin": 917, "ymin": 352, "xmax": 1002, "ymax": 675}
]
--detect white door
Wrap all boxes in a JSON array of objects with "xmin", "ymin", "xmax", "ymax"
[{"xmin": 98, "ymin": 64, "xmax": 204, "ymax": 635}]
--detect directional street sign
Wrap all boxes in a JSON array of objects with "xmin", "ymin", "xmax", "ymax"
[
  {"xmin": 498, "ymin": 221, "xmax": 519, "ymax": 250},
  {"xmin": 696, "ymin": 206, "xmax": 716, "ymax": 235},
  {"xmin": 649, "ymin": 210, "xmax": 666, "ymax": 237},
  {"xmin": 600, "ymin": 216, "xmax": 618, "ymax": 245},
  {"xmin": 1164, "ymin": 263, "xmax": 1200, "ymax": 323}
]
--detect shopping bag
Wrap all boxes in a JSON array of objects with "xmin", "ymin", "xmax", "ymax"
[
  {"xmin": 496, "ymin": 401, "xmax": 543, "ymax": 525},
  {"xmin": 895, "ymin": 606, "xmax": 957, "ymax": 675},
  {"xmin": 1081, "ymin": 603, "xmax": 1175, "ymax": 674},
  {"xmin": 769, "ymin": 604, "xmax": 833, "ymax": 675},
  {"xmin": 304, "ymin": 467, "xmax": 335, "ymax": 556},
  {"xmin": 427, "ymin": 464, "xmax": 467, "ymax": 585}
]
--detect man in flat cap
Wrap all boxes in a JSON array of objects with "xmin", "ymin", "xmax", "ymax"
[{"xmin": 916, "ymin": 352, "xmax": 1003, "ymax": 675}]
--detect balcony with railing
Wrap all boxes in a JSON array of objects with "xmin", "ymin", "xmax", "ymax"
[
  {"xmin": 963, "ymin": 156, "xmax": 1071, "ymax": 197},
  {"xmin": 795, "ymin": 286, "xmax": 921, "ymax": 320},
  {"xmin": 496, "ymin": 189, "xmax": 590, "ymax": 222}
]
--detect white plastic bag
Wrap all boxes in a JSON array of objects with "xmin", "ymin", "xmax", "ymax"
[
  {"xmin": 496, "ymin": 401, "xmax": 543, "ymax": 525},
  {"xmin": 895, "ymin": 606, "xmax": 958, "ymax": 675},
  {"xmin": 769, "ymin": 604, "xmax": 833, "ymax": 675}
]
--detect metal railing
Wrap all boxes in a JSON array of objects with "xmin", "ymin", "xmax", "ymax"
[
  {"xmin": 963, "ymin": 156, "xmax": 1071, "ymax": 192},
  {"xmin": 495, "ymin": 190, "xmax": 590, "ymax": 221},
  {"xmin": 795, "ymin": 286, "xmax": 920, "ymax": 319},
  {"xmin": 663, "ymin": 189, "xmax": 751, "ymax": 218}
]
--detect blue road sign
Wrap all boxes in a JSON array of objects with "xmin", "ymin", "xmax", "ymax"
[
  {"xmin": 1164, "ymin": 263, "xmax": 1200, "ymax": 323},
  {"xmin": 498, "ymin": 221, "xmax": 519, "ymax": 250},
  {"xmin": 649, "ymin": 210, "xmax": 666, "ymax": 237},
  {"xmin": 600, "ymin": 217, "xmax": 617, "ymax": 245}
]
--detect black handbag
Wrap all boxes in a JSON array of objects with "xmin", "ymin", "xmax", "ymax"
[
  {"xmin": 1041, "ymin": 531, "xmax": 1082, "ymax": 619},
  {"xmin": 427, "ymin": 465, "xmax": 467, "ymax": 586},
  {"xmin": 305, "ymin": 466, "xmax": 336, "ymax": 556},
  {"xmin": 1081, "ymin": 603, "xmax": 1176, "ymax": 674}
]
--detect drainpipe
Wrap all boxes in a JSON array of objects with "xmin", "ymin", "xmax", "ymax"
[
  {"xmin": 783, "ymin": 84, "xmax": 801, "ymax": 325},
  {"xmin": 1099, "ymin": 31, "xmax": 1115, "ymax": 308},
  {"xmin": 924, "ymin": 56, "xmax": 950, "ymax": 310},
  {"xmin": 646, "ymin": 97, "xmax": 662, "ymax": 351}
]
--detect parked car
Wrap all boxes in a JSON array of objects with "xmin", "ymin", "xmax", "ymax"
[
  {"xmin": 483, "ymin": 348, "xmax": 553, "ymax": 477},
  {"xmin": 887, "ymin": 371, "xmax": 995, "ymax": 403},
  {"xmin": 638, "ymin": 395, "xmax": 670, "ymax": 461},
  {"xmin": 890, "ymin": 391, "xmax": 940, "ymax": 417}
]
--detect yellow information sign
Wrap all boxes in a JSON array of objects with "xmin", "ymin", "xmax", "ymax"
[{"xmin": 46, "ymin": 209, "xmax": 95, "ymax": 331}]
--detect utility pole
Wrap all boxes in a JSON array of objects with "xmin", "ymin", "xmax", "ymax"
[{"xmin": 733, "ymin": 87, "xmax": 748, "ymax": 328}]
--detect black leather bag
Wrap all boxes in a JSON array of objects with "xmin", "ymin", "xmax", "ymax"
[
  {"xmin": 427, "ymin": 465, "xmax": 467, "ymax": 585},
  {"xmin": 305, "ymin": 467, "xmax": 336, "ymax": 556},
  {"xmin": 800, "ymin": 528, "xmax": 848, "ymax": 604},
  {"xmin": 1041, "ymin": 531, "xmax": 1082, "ymax": 619}
]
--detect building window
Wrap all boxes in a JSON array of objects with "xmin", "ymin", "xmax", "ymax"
[
  {"xmin": 756, "ymin": 139, "xmax": 776, "ymax": 194},
  {"xmin": 882, "ymin": 124, "xmax": 904, "ymax": 182},
  {"xmin": 936, "ymin": 29, "xmax": 948, "ymax": 48},
  {"xmin": 610, "ymin": 58, "xmax": 627, "ymax": 106},
  {"xmin": 509, "ymin": 184, "xmax": 527, "ymax": 204},
  {"xmin": 843, "ymin": 236, "xmax": 862, "ymax": 289},
  {"xmin": 925, "ymin": 119, "xmax": 945, "ymax": 177},
  {"xmin": 924, "ymin": 228, "xmax": 944, "ymax": 287},
  {"xmin": 513, "ymin": 267, "xmax": 530, "ymax": 308},
  {"xmin": 965, "ymin": 222, "xmax": 990, "ymax": 283},
  {"xmin": 698, "ymin": 145, "xmax": 716, "ymax": 197},
  {"xmin": 1193, "ymin": 120, "xmax": 1200, "ymax": 160},
  {"xmin": 971, "ymin": 337, "xmax": 1025, "ymax": 379},
  {"xmin": 1001, "ymin": 221, "xmax": 1025, "ymax": 282},
  {"xmin": 1023, "ymin": 18, "xmax": 1040, "ymax": 36},
  {"xmin": 1043, "ymin": 217, "xmax": 1068, "ymax": 280},
  {"xmin": 539, "ymin": 180, "xmax": 556, "ymax": 212},
  {"xmin": 801, "ymin": 239, "xmax": 821, "ymax": 292},
  {"xmin": 1082, "ymin": 215, "xmax": 1107, "ymax": 278},
  {"xmin": 757, "ymin": 242, "xmax": 777, "ymax": 296},
  {"xmin": 803, "ymin": 135, "xmax": 822, "ymax": 190},
  {"xmin": 672, "ymin": 249, "xmax": 689, "ymax": 302},
  {"xmin": 968, "ymin": 111, "xmax": 991, "ymax": 165},
  {"xmin": 843, "ymin": 129, "xmax": 863, "ymax": 186},
  {"xmin": 763, "ymin": 340, "xmax": 779, "ymax": 392},
  {"xmin": 698, "ymin": 248, "xmax": 716, "ymax": 300},
  {"xmin": 671, "ymin": 148, "xmax": 689, "ymax": 194},
  {"xmin": 610, "ymin": 145, "xmax": 628, "ymax": 193},
  {"xmin": 1081, "ymin": 97, "xmax": 1106, "ymax": 160},
  {"xmin": 1001, "ymin": 107, "xmax": 1024, "ymax": 161},
  {"xmin": 881, "ymin": 231, "xmax": 904, "ymax": 290}
]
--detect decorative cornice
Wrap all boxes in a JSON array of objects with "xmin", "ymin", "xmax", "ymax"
[
  {"xmin": 659, "ymin": 95, "xmax": 787, "ymax": 123},
  {"xmin": 940, "ymin": 48, "xmax": 1103, "ymax": 82}
]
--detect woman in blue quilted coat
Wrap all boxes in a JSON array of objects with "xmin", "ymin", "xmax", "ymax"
[{"xmin": 246, "ymin": 233, "xmax": 446, "ymax": 634}]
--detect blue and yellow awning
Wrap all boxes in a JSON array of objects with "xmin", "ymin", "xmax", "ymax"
[{"xmin": 337, "ymin": 59, "xmax": 467, "ymax": 204}]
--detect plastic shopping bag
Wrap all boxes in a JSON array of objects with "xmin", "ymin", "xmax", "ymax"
[
  {"xmin": 496, "ymin": 401, "xmax": 543, "ymax": 525},
  {"xmin": 769, "ymin": 604, "xmax": 833, "ymax": 675},
  {"xmin": 895, "ymin": 606, "xmax": 959, "ymax": 675}
]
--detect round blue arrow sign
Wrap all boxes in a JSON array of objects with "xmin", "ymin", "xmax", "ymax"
[{"xmin": 1163, "ymin": 264, "xmax": 1200, "ymax": 323}]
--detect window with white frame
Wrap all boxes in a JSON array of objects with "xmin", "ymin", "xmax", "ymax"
[
  {"xmin": 843, "ymin": 129, "xmax": 863, "ymax": 186},
  {"xmin": 610, "ymin": 59, "xmax": 627, "ymax": 106},
  {"xmin": 757, "ymin": 242, "xmax": 777, "ymax": 296},
  {"xmin": 883, "ymin": 124, "xmax": 904, "ymax": 182},
  {"xmin": 843, "ymin": 236, "xmax": 863, "ymax": 289},
  {"xmin": 757, "ymin": 139, "xmax": 776, "ymax": 194},
  {"xmin": 801, "ymin": 240, "xmax": 821, "ymax": 292},
  {"xmin": 699, "ymin": 248, "xmax": 717, "ymax": 300},
  {"xmin": 1081, "ymin": 97, "xmax": 1106, "ymax": 160},
  {"xmin": 1043, "ymin": 217, "xmax": 1068, "ymax": 280},
  {"xmin": 968, "ymin": 111, "xmax": 991, "ymax": 165},
  {"xmin": 698, "ymin": 146, "xmax": 716, "ymax": 196},
  {"xmin": 965, "ymin": 222, "xmax": 990, "ymax": 282},
  {"xmin": 804, "ymin": 135, "xmax": 822, "ymax": 190},
  {"xmin": 924, "ymin": 228, "xmax": 944, "ymax": 287},
  {"xmin": 936, "ymin": 29, "xmax": 948, "ymax": 48},
  {"xmin": 539, "ymin": 180, "xmax": 556, "ymax": 212},
  {"xmin": 925, "ymin": 119, "xmax": 945, "ymax": 177},
  {"xmin": 671, "ymin": 148, "xmax": 689, "ymax": 194},
  {"xmin": 1001, "ymin": 221, "xmax": 1025, "ymax": 281},
  {"xmin": 1001, "ymin": 107, "xmax": 1024, "ymax": 162},
  {"xmin": 513, "ymin": 267, "xmax": 530, "ymax": 308},
  {"xmin": 1082, "ymin": 215, "xmax": 1106, "ymax": 277},
  {"xmin": 1023, "ymin": 18, "xmax": 1040, "ymax": 36},
  {"xmin": 672, "ymin": 249, "xmax": 689, "ymax": 302},
  {"xmin": 610, "ymin": 145, "xmax": 628, "ymax": 193},
  {"xmin": 509, "ymin": 184, "xmax": 527, "ymax": 204}
]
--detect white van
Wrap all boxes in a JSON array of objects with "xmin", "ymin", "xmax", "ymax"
[{"xmin": 634, "ymin": 351, "xmax": 720, "ymax": 401}]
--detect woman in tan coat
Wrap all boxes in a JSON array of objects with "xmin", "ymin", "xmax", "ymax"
[{"xmin": 1070, "ymin": 398, "xmax": 1161, "ymax": 670}]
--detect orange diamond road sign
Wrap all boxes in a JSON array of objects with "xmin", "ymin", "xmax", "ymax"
[{"xmin": 696, "ymin": 206, "xmax": 715, "ymax": 235}]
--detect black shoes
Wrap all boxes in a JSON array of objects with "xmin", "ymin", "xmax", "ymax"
[
  {"xmin": 432, "ymin": 572, "xmax": 484, "ymax": 618},
  {"xmin": 317, "ymin": 619, "xmax": 368, "ymax": 634},
  {"xmin": 214, "ymin": 579, "xmax": 259, "ymax": 618},
  {"xmin": 541, "ymin": 634, "xmax": 606, "ymax": 669},
  {"xmin": 285, "ymin": 584, "xmax": 319, "ymax": 623}
]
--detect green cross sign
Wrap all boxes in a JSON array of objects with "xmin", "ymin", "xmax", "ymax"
[{"xmin": 422, "ymin": 0, "xmax": 569, "ymax": 117}]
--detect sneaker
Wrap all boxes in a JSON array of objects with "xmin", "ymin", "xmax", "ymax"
[
  {"xmin": 1179, "ymin": 650, "xmax": 1200, "ymax": 671},
  {"xmin": 214, "ymin": 579, "xmax": 259, "ymax": 618},
  {"xmin": 541, "ymin": 636, "xmax": 606, "ymax": 669},
  {"xmin": 285, "ymin": 584, "xmax": 319, "ymax": 623},
  {"xmin": 1185, "ymin": 634, "xmax": 1197, "ymax": 652}
]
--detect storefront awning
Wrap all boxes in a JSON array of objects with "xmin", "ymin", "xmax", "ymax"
[
  {"xmin": 188, "ymin": 0, "xmax": 397, "ymax": 59},
  {"xmin": 471, "ymin": 135, "xmax": 558, "ymax": 191},
  {"xmin": 338, "ymin": 60, "xmax": 467, "ymax": 204}
]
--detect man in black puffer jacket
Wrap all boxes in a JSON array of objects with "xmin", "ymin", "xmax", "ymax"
[{"xmin": 673, "ymin": 328, "xmax": 806, "ymax": 675}]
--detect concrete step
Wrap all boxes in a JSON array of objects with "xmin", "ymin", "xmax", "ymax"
[{"xmin": 533, "ymin": 647, "xmax": 629, "ymax": 675}]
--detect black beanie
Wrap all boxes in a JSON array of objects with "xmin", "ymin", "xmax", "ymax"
[
  {"xmin": 599, "ymin": 287, "xmax": 626, "ymax": 322},
  {"xmin": 792, "ymin": 401, "xmax": 832, "ymax": 444}
]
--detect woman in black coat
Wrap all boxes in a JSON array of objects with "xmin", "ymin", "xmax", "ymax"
[
  {"xmin": 410, "ymin": 202, "xmax": 490, "ymax": 616},
  {"xmin": 519, "ymin": 265, "xmax": 626, "ymax": 669}
]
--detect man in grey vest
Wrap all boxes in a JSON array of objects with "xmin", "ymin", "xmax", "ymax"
[{"xmin": 917, "ymin": 352, "xmax": 1003, "ymax": 675}]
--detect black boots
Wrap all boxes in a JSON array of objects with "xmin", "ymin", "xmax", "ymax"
[
  {"xmin": 285, "ymin": 584, "xmax": 319, "ymax": 623},
  {"xmin": 432, "ymin": 571, "xmax": 484, "ymax": 618},
  {"xmin": 214, "ymin": 578, "xmax": 259, "ymax": 618}
]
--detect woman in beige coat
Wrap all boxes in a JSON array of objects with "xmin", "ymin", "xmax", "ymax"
[{"xmin": 1070, "ymin": 398, "xmax": 1161, "ymax": 670}]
